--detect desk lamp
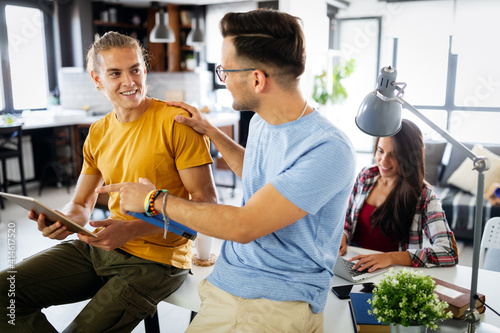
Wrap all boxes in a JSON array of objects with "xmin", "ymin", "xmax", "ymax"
[{"xmin": 356, "ymin": 66, "xmax": 499, "ymax": 333}]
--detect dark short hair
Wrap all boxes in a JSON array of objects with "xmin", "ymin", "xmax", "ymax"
[{"xmin": 219, "ymin": 9, "xmax": 306, "ymax": 85}]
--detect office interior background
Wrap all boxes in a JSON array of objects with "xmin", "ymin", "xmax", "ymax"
[
  {"xmin": 1, "ymin": 0, "xmax": 498, "ymax": 154},
  {"xmin": 0, "ymin": 0, "xmax": 498, "ymax": 331}
]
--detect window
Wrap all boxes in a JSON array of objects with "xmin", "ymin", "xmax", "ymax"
[
  {"xmin": 335, "ymin": 1, "xmax": 500, "ymax": 150},
  {"xmin": 0, "ymin": 2, "xmax": 52, "ymax": 113},
  {"xmin": 330, "ymin": 17, "xmax": 382, "ymax": 152},
  {"xmin": 0, "ymin": 65, "xmax": 4, "ymax": 111}
]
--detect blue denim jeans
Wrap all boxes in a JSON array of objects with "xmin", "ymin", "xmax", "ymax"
[{"xmin": 0, "ymin": 240, "xmax": 188, "ymax": 332}]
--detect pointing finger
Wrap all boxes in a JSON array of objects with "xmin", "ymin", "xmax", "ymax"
[
  {"xmin": 138, "ymin": 178, "xmax": 153, "ymax": 185},
  {"xmin": 96, "ymin": 183, "xmax": 127, "ymax": 193}
]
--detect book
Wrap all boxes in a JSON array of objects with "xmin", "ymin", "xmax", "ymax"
[
  {"xmin": 349, "ymin": 292, "xmax": 390, "ymax": 332},
  {"xmin": 179, "ymin": 10, "xmax": 192, "ymax": 26},
  {"xmin": 128, "ymin": 211, "xmax": 197, "ymax": 240},
  {"xmin": 433, "ymin": 278, "xmax": 486, "ymax": 319},
  {"xmin": 348, "ymin": 300, "xmax": 360, "ymax": 333}
]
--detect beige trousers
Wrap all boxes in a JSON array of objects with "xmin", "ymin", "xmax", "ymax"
[{"xmin": 185, "ymin": 279, "xmax": 324, "ymax": 333}]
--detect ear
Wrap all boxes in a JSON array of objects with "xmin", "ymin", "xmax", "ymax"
[
  {"xmin": 251, "ymin": 69, "xmax": 268, "ymax": 93},
  {"xmin": 91, "ymin": 71, "xmax": 102, "ymax": 90}
]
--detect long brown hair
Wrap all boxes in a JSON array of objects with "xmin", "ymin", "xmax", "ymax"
[{"xmin": 371, "ymin": 119, "xmax": 425, "ymax": 243}]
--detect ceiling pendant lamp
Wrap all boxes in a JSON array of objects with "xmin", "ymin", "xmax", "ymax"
[
  {"xmin": 186, "ymin": 6, "xmax": 204, "ymax": 51},
  {"xmin": 150, "ymin": 2, "xmax": 175, "ymax": 43}
]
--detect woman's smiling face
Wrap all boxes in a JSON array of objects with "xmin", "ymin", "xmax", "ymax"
[{"xmin": 375, "ymin": 137, "xmax": 400, "ymax": 179}]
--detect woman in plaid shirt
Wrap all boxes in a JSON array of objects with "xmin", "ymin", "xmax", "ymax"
[{"xmin": 340, "ymin": 119, "xmax": 458, "ymax": 270}]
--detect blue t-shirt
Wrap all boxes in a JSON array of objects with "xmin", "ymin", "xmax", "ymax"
[{"xmin": 207, "ymin": 110, "xmax": 356, "ymax": 313}]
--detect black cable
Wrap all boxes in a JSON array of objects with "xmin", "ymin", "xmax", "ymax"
[{"xmin": 473, "ymin": 294, "xmax": 500, "ymax": 317}]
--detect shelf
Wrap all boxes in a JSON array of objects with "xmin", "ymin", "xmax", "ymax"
[{"xmin": 93, "ymin": 20, "xmax": 145, "ymax": 30}]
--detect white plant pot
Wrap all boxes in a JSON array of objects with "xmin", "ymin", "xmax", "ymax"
[{"xmin": 390, "ymin": 323, "xmax": 427, "ymax": 333}]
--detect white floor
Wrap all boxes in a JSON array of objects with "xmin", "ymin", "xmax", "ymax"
[
  {"xmin": 0, "ymin": 170, "xmax": 476, "ymax": 332},
  {"xmin": 0, "ymin": 171, "xmax": 242, "ymax": 333}
]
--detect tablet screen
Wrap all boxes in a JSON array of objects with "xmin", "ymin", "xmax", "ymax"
[{"xmin": 0, "ymin": 192, "xmax": 97, "ymax": 238}]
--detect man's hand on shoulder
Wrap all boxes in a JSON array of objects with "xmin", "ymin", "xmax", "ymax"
[{"xmin": 168, "ymin": 101, "xmax": 214, "ymax": 136}]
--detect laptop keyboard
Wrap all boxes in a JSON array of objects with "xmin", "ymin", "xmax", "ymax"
[{"xmin": 342, "ymin": 258, "xmax": 369, "ymax": 277}]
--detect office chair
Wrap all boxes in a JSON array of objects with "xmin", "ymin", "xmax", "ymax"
[
  {"xmin": 0, "ymin": 125, "xmax": 27, "ymax": 209},
  {"xmin": 479, "ymin": 216, "xmax": 500, "ymax": 271},
  {"xmin": 38, "ymin": 131, "xmax": 72, "ymax": 196}
]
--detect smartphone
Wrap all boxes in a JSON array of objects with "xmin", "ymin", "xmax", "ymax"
[
  {"xmin": 331, "ymin": 282, "xmax": 375, "ymax": 299},
  {"xmin": 331, "ymin": 284, "xmax": 353, "ymax": 299}
]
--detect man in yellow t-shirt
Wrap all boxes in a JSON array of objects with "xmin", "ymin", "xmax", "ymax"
[
  {"xmin": 81, "ymin": 97, "xmax": 212, "ymax": 268},
  {"xmin": 0, "ymin": 32, "xmax": 216, "ymax": 333}
]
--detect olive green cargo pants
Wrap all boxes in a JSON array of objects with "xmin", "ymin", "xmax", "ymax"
[{"xmin": 0, "ymin": 240, "xmax": 188, "ymax": 333}]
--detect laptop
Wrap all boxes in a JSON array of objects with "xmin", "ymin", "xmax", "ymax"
[{"xmin": 334, "ymin": 252, "xmax": 390, "ymax": 283}]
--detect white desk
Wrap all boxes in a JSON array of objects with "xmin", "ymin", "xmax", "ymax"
[
  {"xmin": 328, "ymin": 265, "xmax": 500, "ymax": 332},
  {"xmin": 15, "ymin": 110, "xmax": 239, "ymax": 184},
  {"xmin": 164, "ymin": 243, "xmax": 500, "ymax": 332},
  {"xmin": 163, "ymin": 238, "xmax": 224, "ymax": 312}
]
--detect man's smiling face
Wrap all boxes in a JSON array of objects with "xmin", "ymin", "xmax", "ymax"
[{"xmin": 92, "ymin": 47, "xmax": 147, "ymax": 112}]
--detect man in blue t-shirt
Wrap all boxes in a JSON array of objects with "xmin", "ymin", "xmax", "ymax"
[{"xmin": 100, "ymin": 9, "xmax": 356, "ymax": 332}]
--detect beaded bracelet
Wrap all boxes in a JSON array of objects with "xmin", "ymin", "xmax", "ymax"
[
  {"xmin": 144, "ymin": 190, "xmax": 156, "ymax": 215},
  {"xmin": 145, "ymin": 189, "xmax": 167, "ymax": 216},
  {"xmin": 162, "ymin": 190, "xmax": 170, "ymax": 239}
]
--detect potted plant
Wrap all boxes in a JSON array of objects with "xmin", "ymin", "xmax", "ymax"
[
  {"xmin": 368, "ymin": 268, "xmax": 452, "ymax": 332},
  {"xmin": 312, "ymin": 58, "xmax": 355, "ymax": 106}
]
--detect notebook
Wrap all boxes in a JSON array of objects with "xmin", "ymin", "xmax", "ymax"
[
  {"xmin": 348, "ymin": 292, "xmax": 389, "ymax": 332},
  {"xmin": 128, "ymin": 211, "xmax": 197, "ymax": 240},
  {"xmin": 334, "ymin": 255, "xmax": 390, "ymax": 283}
]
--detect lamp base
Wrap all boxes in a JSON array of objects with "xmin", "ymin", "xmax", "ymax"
[{"xmin": 428, "ymin": 320, "xmax": 500, "ymax": 333}]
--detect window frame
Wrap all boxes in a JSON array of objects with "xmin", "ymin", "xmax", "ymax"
[
  {"xmin": 396, "ymin": 36, "xmax": 500, "ymax": 132},
  {"xmin": 0, "ymin": 0, "xmax": 57, "ymax": 114}
]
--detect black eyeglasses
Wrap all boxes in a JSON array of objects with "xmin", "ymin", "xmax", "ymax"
[{"xmin": 215, "ymin": 64, "xmax": 268, "ymax": 83}]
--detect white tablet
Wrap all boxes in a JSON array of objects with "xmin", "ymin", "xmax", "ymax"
[{"xmin": 0, "ymin": 192, "xmax": 97, "ymax": 238}]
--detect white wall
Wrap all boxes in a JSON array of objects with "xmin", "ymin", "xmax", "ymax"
[
  {"xmin": 205, "ymin": 1, "xmax": 259, "ymax": 64},
  {"xmin": 279, "ymin": 0, "xmax": 330, "ymax": 99},
  {"xmin": 59, "ymin": 69, "xmax": 207, "ymax": 113}
]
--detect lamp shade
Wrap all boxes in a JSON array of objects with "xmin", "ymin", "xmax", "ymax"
[
  {"xmin": 356, "ymin": 91, "xmax": 402, "ymax": 137},
  {"xmin": 150, "ymin": 10, "xmax": 175, "ymax": 43},
  {"xmin": 355, "ymin": 66, "xmax": 403, "ymax": 137},
  {"xmin": 186, "ymin": 9, "xmax": 204, "ymax": 51},
  {"xmin": 186, "ymin": 22, "xmax": 204, "ymax": 46}
]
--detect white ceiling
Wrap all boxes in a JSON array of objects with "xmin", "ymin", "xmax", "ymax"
[{"xmin": 98, "ymin": 0, "xmax": 266, "ymax": 7}]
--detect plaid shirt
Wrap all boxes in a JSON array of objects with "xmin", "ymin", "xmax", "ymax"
[{"xmin": 344, "ymin": 166, "xmax": 458, "ymax": 267}]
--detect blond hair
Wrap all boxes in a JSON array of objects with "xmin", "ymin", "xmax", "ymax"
[{"xmin": 86, "ymin": 31, "xmax": 149, "ymax": 74}]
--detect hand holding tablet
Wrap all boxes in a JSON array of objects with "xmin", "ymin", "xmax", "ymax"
[{"xmin": 0, "ymin": 192, "xmax": 97, "ymax": 238}]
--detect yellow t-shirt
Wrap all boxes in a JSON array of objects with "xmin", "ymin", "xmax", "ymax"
[{"xmin": 81, "ymin": 99, "xmax": 212, "ymax": 268}]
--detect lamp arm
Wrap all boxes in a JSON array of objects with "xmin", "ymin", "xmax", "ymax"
[
  {"xmin": 394, "ymin": 95, "xmax": 477, "ymax": 162},
  {"xmin": 470, "ymin": 171, "xmax": 485, "ymax": 307},
  {"xmin": 463, "ymin": 170, "xmax": 486, "ymax": 333},
  {"xmin": 390, "ymin": 94, "xmax": 491, "ymax": 332}
]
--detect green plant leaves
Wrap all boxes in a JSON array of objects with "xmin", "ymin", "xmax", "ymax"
[{"xmin": 312, "ymin": 59, "xmax": 356, "ymax": 105}]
